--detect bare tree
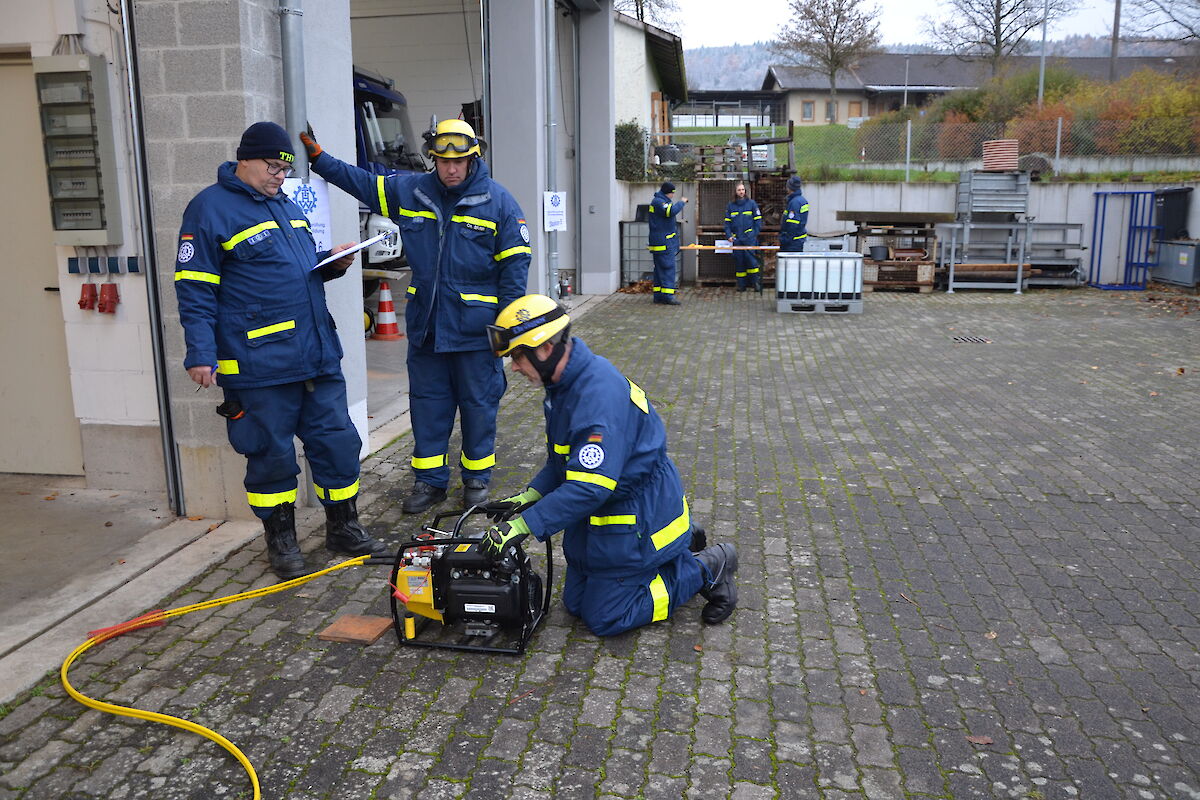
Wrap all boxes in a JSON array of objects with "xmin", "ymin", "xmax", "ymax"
[
  {"xmin": 613, "ymin": 0, "xmax": 681, "ymax": 30},
  {"xmin": 925, "ymin": 0, "xmax": 1077, "ymax": 77},
  {"xmin": 772, "ymin": 0, "xmax": 882, "ymax": 124},
  {"xmin": 1123, "ymin": 0, "xmax": 1200, "ymax": 44}
]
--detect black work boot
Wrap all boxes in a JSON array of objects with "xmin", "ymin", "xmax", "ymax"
[
  {"xmin": 661, "ymin": 294, "xmax": 681, "ymax": 305},
  {"xmin": 463, "ymin": 478, "xmax": 489, "ymax": 508},
  {"xmin": 263, "ymin": 503, "xmax": 308, "ymax": 580},
  {"xmin": 324, "ymin": 497, "xmax": 387, "ymax": 556},
  {"xmin": 401, "ymin": 481, "xmax": 448, "ymax": 514},
  {"xmin": 695, "ymin": 543, "xmax": 738, "ymax": 624}
]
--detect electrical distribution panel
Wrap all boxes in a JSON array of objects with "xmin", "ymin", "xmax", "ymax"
[{"xmin": 33, "ymin": 55, "xmax": 122, "ymax": 246}]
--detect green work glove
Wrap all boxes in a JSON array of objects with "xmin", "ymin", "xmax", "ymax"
[
  {"xmin": 482, "ymin": 516, "xmax": 531, "ymax": 559},
  {"xmin": 299, "ymin": 125, "xmax": 323, "ymax": 159},
  {"xmin": 481, "ymin": 488, "xmax": 542, "ymax": 521}
]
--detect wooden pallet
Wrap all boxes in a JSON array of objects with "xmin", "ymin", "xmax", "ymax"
[
  {"xmin": 863, "ymin": 281, "xmax": 934, "ymax": 294},
  {"xmin": 864, "ymin": 262, "xmax": 936, "ymax": 284}
]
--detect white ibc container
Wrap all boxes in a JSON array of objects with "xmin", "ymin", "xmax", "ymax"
[{"xmin": 776, "ymin": 252, "xmax": 863, "ymax": 298}]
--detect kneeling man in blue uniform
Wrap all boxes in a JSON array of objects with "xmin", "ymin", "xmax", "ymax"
[
  {"xmin": 478, "ymin": 295, "xmax": 738, "ymax": 636},
  {"xmin": 174, "ymin": 121, "xmax": 386, "ymax": 580}
]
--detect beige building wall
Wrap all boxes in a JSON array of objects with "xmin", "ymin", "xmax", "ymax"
[
  {"xmin": 0, "ymin": 0, "xmax": 165, "ymax": 488},
  {"xmin": 613, "ymin": 14, "xmax": 656, "ymax": 129}
]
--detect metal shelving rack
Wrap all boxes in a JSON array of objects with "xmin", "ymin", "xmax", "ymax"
[{"xmin": 1088, "ymin": 191, "xmax": 1159, "ymax": 290}]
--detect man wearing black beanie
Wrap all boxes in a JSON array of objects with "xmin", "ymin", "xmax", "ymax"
[
  {"xmin": 780, "ymin": 175, "xmax": 810, "ymax": 252},
  {"xmin": 647, "ymin": 181, "xmax": 688, "ymax": 304},
  {"xmin": 174, "ymin": 121, "xmax": 387, "ymax": 580}
]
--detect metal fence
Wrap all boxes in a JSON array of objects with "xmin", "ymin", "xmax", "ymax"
[{"xmin": 615, "ymin": 117, "xmax": 1200, "ymax": 180}]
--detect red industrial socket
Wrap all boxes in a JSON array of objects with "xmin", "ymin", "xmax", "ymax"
[
  {"xmin": 98, "ymin": 283, "xmax": 120, "ymax": 313},
  {"xmin": 78, "ymin": 283, "xmax": 98, "ymax": 310}
]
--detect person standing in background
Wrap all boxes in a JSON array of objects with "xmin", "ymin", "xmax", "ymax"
[
  {"xmin": 724, "ymin": 182, "xmax": 763, "ymax": 292},
  {"xmin": 779, "ymin": 175, "xmax": 809, "ymax": 252},
  {"xmin": 647, "ymin": 181, "xmax": 687, "ymax": 305}
]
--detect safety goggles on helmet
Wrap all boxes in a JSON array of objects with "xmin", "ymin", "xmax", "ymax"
[
  {"xmin": 487, "ymin": 304, "xmax": 568, "ymax": 356},
  {"xmin": 428, "ymin": 132, "xmax": 480, "ymax": 156}
]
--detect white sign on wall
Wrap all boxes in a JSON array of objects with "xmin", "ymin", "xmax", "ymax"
[
  {"xmin": 543, "ymin": 191, "xmax": 567, "ymax": 232},
  {"xmin": 283, "ymin": 175, "xmax": 332, "ymax": 250}
]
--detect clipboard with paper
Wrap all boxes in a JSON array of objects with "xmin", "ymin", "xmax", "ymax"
[{"xmin": 311, "ymin": 233, "xmax": 390, "ymax": 271}]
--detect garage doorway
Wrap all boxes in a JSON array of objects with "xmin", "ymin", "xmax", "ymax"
[{"xmin": 0, "ymin": 59, "xmax": 83, "ymax": 475}]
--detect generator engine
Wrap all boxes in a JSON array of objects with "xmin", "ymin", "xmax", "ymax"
[{"xmin": 389, "ymin": 509, "xmax": 549, "ymax": 654}]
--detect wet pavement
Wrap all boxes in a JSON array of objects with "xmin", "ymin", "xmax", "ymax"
[{"xmin": 1, "ymin": 286, "xmax": 1198, "ymax": 800}]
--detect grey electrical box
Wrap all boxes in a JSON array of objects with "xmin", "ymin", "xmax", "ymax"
[
  {"xmin": 1151, "ymin": 240, "xmax": 1200, "ymax": 288},
  {"xmin": 33, "ymin": 55, "xmax": 122, "ymax": 246}
]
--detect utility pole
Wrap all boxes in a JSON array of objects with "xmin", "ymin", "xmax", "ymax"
[
  {"xmin": 1109, "ymin": 0, "xmax": 1122, "ymax": 82},
  {"xmin": 1037, "ymin": 0, "xmax": 1049, "ymax": 107},
  {"xmin": 903, "ymin": 56, "xmax": 910, "ymax": 108}
]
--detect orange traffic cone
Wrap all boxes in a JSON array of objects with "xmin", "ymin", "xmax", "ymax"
[{"xmin": 371, "ymin": 280, "xmax": 404, "ymax": 341}]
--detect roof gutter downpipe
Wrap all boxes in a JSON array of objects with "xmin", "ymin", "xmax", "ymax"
[
  {"xmin": 280, "ymin": 1, "xmax": 309, "ymax": 179},
  {"xmin": 118, "ymin": 0, "xmax": 185, "ymax": 515},
  {"xmin": 544, "ymin": 0, "xmax": 558, "ymax": 298}
]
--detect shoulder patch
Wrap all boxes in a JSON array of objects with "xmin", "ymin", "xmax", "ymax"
[
  {"xmin": 577, "ymin": 443, "xmax": 604, "ymax": 469},
  {"xmin": 177, "ymin": 241, "xmax": 195, "ymax": 263}
]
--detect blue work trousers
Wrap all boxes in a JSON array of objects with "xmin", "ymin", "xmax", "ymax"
[
  {"xmin": 733, "ymin": 249, "xmax": 761, "ymax": 288},
  {"xmin": 652, "ymin": 247, "xmax": 679, "ymax": 299},
  {"xmin": 407, "ymin": 344, "xmax": 506, "ymax": 488},
  {"xmin": 222, "ymin": 375, "xmax": 361, "ymax": 519},
  {"xmin": 562, "ymin": 547, "xmax": 705, "ymax": 637}
]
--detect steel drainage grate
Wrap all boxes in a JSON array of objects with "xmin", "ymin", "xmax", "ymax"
[{"xmin": 952, "ymin": 336, "xmax": 992, "ymax": 343}]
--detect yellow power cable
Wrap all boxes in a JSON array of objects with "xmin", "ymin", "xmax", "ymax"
[{"xmin": 60, "ymin": 554, "xmax": 377, "ymax": 800}]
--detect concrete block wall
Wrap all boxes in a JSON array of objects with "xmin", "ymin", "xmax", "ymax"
[
  {"xmin": 136, "ymin": 0, "xmax": 286, "ymax": 519},
  {"xmin": 137, "ymin": 0, "xmax": 361, "ymax": 519}
]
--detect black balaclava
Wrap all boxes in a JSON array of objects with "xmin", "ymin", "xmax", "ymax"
[{"xmin": 523, "ymin": 327, "xmax": 571, "ymax": 385}]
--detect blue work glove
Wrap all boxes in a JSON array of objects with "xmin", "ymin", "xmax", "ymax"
[
  {"xmin": 480, "ymin": 488, "xmax": 542, "ymax": 521},
  {"xmin": 482, "ymin": 516, "xmax": 531, "ymax": 559}
]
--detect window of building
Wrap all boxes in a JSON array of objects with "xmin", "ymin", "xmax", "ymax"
[
  {"xmin": 801, "ymin": 100, "xmax": 814, "ymax": 121},
  {"xmin": 825, "ymin": 100, "xmax": 837, "ymax": 122},
  {"xmin": 848, "ymin": 101, "xmax": 862, "ymax": 118}
]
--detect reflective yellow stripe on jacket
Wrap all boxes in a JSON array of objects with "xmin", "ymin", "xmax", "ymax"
[
  {"xmin": 175, "ymin": 270, "xmax": 220, "ymax": 284},
  {"xmin": 221, "ymin": 221, "xmax": 279, "ymax": 250},
  {"xmin": 650, "ymin": 498, "xmax": 690, "ymax": 551},
  {"xmin": 495, "ymin": 245, "xmax": 532, "ymax": 262},
  {"xmin": 566, "ymin": 470, "xmax": 617, "ymax": 491},
  {"xmin": 246, "ymin": 320, "xmax": 295, "ymax": 340}
]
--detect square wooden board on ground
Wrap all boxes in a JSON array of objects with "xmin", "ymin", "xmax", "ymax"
[{"xmin": 318, "ymin": 614, "xmax": 392, "ymax": 644}]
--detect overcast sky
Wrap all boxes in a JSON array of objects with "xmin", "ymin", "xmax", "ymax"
[{"xmin": 676, "ymin": 0, "xmax": 1119, "ymax": 48}]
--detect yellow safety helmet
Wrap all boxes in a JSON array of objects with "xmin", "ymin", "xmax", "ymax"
[
  {"xmin": 488, "ymin": 295, "xmax": 571, "ymax": 357},
  {"xmin": 424, "ymin": 118, "xmax": 482, "ymax": 159}
]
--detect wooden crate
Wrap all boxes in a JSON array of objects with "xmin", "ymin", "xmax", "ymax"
[{"xmin": 863, "ymin": 262, "xmax": 936, "ymax": 293}]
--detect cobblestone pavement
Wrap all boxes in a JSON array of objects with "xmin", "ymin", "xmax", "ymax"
[{"xmin": 2, "ymin": 288, "xmax": 1199, "ymax": 800}]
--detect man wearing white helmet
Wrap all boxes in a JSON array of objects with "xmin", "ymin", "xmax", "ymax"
[{"xmin": 301, "ymin": 119, "xmax": 530, "ymax": 514}]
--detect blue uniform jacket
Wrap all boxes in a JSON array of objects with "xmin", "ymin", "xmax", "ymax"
[
  {"xmin": 781, "ymin": 190, "xmax": 810, "ymax": 250},
  {"xmin": 311, "ymin": 153, "xmax": 530, "ymax": 352},
  {"xmin": 724, "ymin": 196, "xmax": 762, "ymax": 244},
  {"xmin": 521, "ymin": 338, "xmax": 693, "ymax": 577},
  {"xmin": 647, "ymin": 191, "xmax": 685, "ymax": 253},
  {"xmin": 174, "ymin": 162, "xmax": 345, "ymax": 389}
]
